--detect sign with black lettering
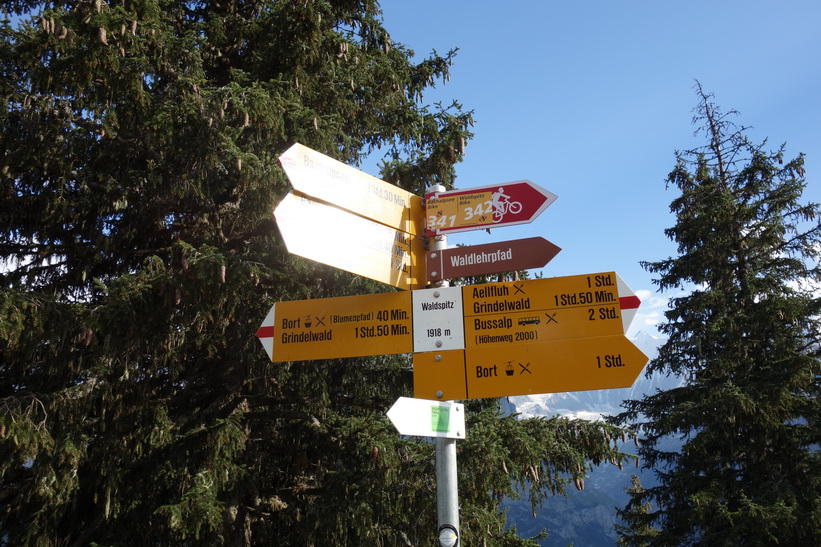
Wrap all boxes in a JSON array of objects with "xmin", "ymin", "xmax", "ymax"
[
  {"xmin": 413, "ymin": 335, "xmax": 648, "ymax": 401},
  {"xmin": 411, "ymin": 286, "xmax": 465, "ymax": 352},
  {"xmin": 257, "ymin": 291, "xmax": 413, "ymax": 362},
  {"xmin": 462, "ymin": 272, "xmax": 640, "ymax": 349}
]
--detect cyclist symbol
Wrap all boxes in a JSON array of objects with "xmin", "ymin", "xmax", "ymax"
[{"xmin": 491, "ymin": 187, "xmax": 523, "ymax": 222}]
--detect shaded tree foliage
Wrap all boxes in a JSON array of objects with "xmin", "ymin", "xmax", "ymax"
[
  {"xmin": 615, "ymin": 83, "xmax": 821, "ymax": 545},
  {"xmin": 1, "ymin": 1, "xmax": 634, "ymax": 544}
]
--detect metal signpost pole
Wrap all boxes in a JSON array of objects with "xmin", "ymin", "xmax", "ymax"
[
  {"xmin": 435, "ymin": 438, "xmax": 459, "ymax": 546},
  {"xmin": 426, "ymin": 184, "xmax": 460, "ymax": 547}
]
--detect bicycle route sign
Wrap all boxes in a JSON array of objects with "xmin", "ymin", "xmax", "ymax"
[{"xmin": 425, "ymin": 180, "xmax": 557, "ymax": 235}]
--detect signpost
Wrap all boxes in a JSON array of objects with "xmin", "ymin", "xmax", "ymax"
[
  {"xmin": 278, "ymin": 143, "xmax": 424, "ymax": 235},
  {"xmin": 262, "ymin": 148, "xmax": 648, "ymax": 543},
  {"xmin": 257, "ymin": 290, "xmax": 413, "ymax": 362},
  {"xmin": 274, "ymin": 192, "xmax": 426, "ymax": 290},
  {"xmin": 426, "ymin": 236, "xmax": 561, "ymax": 282},
  {"xmin": 387, "ymin": 397, "xmax": 465, "ymax": 439},
  {"xmin": 426, "ymin": 180, "xmax": 557, "ymax": 235}
]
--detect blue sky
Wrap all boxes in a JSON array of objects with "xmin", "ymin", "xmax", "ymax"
[{"xmin": 374, "ymin": 0, "xmax": 821, "ymax": 336}]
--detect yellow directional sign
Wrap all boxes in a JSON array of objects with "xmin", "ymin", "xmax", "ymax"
[
  {"xmin": 413, "ymin": 334, "xmax": 648, "ymax": 401},
  {"xmin": 259, "ymin": 291, "xmax": 413, "ymax": 362},
  {"xmin": 256, "ymin": 271, "xmax": 648, "ymax": 400},
  {"xmin": 275, "ymin": 192, "xmax": 426, "ymax": 290},
  {"xmin": 462, "ymin": 272, "xmax": 640, "ymax": 348},
  {"xmin": 278, "ymin": 143, "xmax": 425, "ymax": 235}
]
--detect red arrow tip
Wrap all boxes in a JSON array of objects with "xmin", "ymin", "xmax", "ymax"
[
  {"xmin": 619, "ymin": 296, "xmax": 641, "ymax": 310},
  {"xmin": 278, "ymin": 152, "xmax": 297, "ymax": 168},
  {"xmin": 257, "ymin": 326, "xmax": 275, "ymax": 339}
]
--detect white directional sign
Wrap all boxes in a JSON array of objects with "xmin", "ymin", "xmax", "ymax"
[
  {"xmin": 274, "ymin": 192, "xmax": 425, "ymax": 290},
  {"xmin": 278, "ymin": 143, "xmax": 424, "ymax": 235},
  {"xmin": 387, "ymin": 397, "xmax": 466, "ymax": 439}
]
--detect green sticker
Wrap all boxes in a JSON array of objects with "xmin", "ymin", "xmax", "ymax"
[{"xmin": 431, "ymin": 405, "xmax": 450, "ymax": 433}]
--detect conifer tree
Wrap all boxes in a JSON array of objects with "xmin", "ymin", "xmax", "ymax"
[
  {"xmin": 1, "ymin": 2, "xmax": 635, "ymax": 544},
  {"xmin": 615, "ymin": 83, "xmax": 821, "ymax": 545}
]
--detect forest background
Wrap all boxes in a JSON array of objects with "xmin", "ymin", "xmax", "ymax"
[{"xmin": 2, "ymin": 1, "xmax": 820, "ymax": 546}]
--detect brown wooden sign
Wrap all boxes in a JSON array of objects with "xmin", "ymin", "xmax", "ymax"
[{"xmin": 426, "ymin": 237, "xmax": 560, "ymax": 281}]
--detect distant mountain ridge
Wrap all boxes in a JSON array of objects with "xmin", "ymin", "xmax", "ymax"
[{"xmin": 505, "ymin": 331, "xmax": 675, "ymax": 546}]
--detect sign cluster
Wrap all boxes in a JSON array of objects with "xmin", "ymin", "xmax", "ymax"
[
  {"xmin": 258, "ymin": 272, "xmax": 645, "ymax": 400},
  {"xmin": 264, "ymin": 143, "xmax": 649, "ymax": 435}
]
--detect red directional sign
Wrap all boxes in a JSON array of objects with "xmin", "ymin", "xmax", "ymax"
[
  {"xmin": 426, "ymin": 237, "xmax": 561, "ymax": 282},
  {"xmin": 425, "ymin": 180, "xmax": 557, "ymax": 235}
]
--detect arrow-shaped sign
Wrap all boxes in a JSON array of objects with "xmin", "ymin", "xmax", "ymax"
[
  {"xmin": 387, "ymin": 397, "xmax": 465, "ymax": 439},
  {"xmin": 425, "ymin": 180, "xmax": 557, "ymax": 235},
  {"xmin": 278, "ymin": 143, "xmax": 424, "ymax": 235},
  {"xmin": 413, "ymin": 334, "xmax": 649, "ymax": 401},
  {"xmin": 256, "ymin": 290, "xmax": 413, "ymax": 362},
  {"xmin": 274, "ymin": 192, "xmax": 426, "ymax": 290},
  {"xmin": 462, "ymin": 272, "xmax": 641, "ymax": 346},
  {"xmin": 426, "ymin": 237, "xmax": 561, "ymax": 282}
]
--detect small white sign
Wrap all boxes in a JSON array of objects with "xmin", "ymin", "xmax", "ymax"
[
  {"xmin": 412, "ymin": 286, "xmax": 465, "ymax": 352},
  {"xmin": 387, "ymin": 397, "xmax": 466, "ymax": 439}
]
